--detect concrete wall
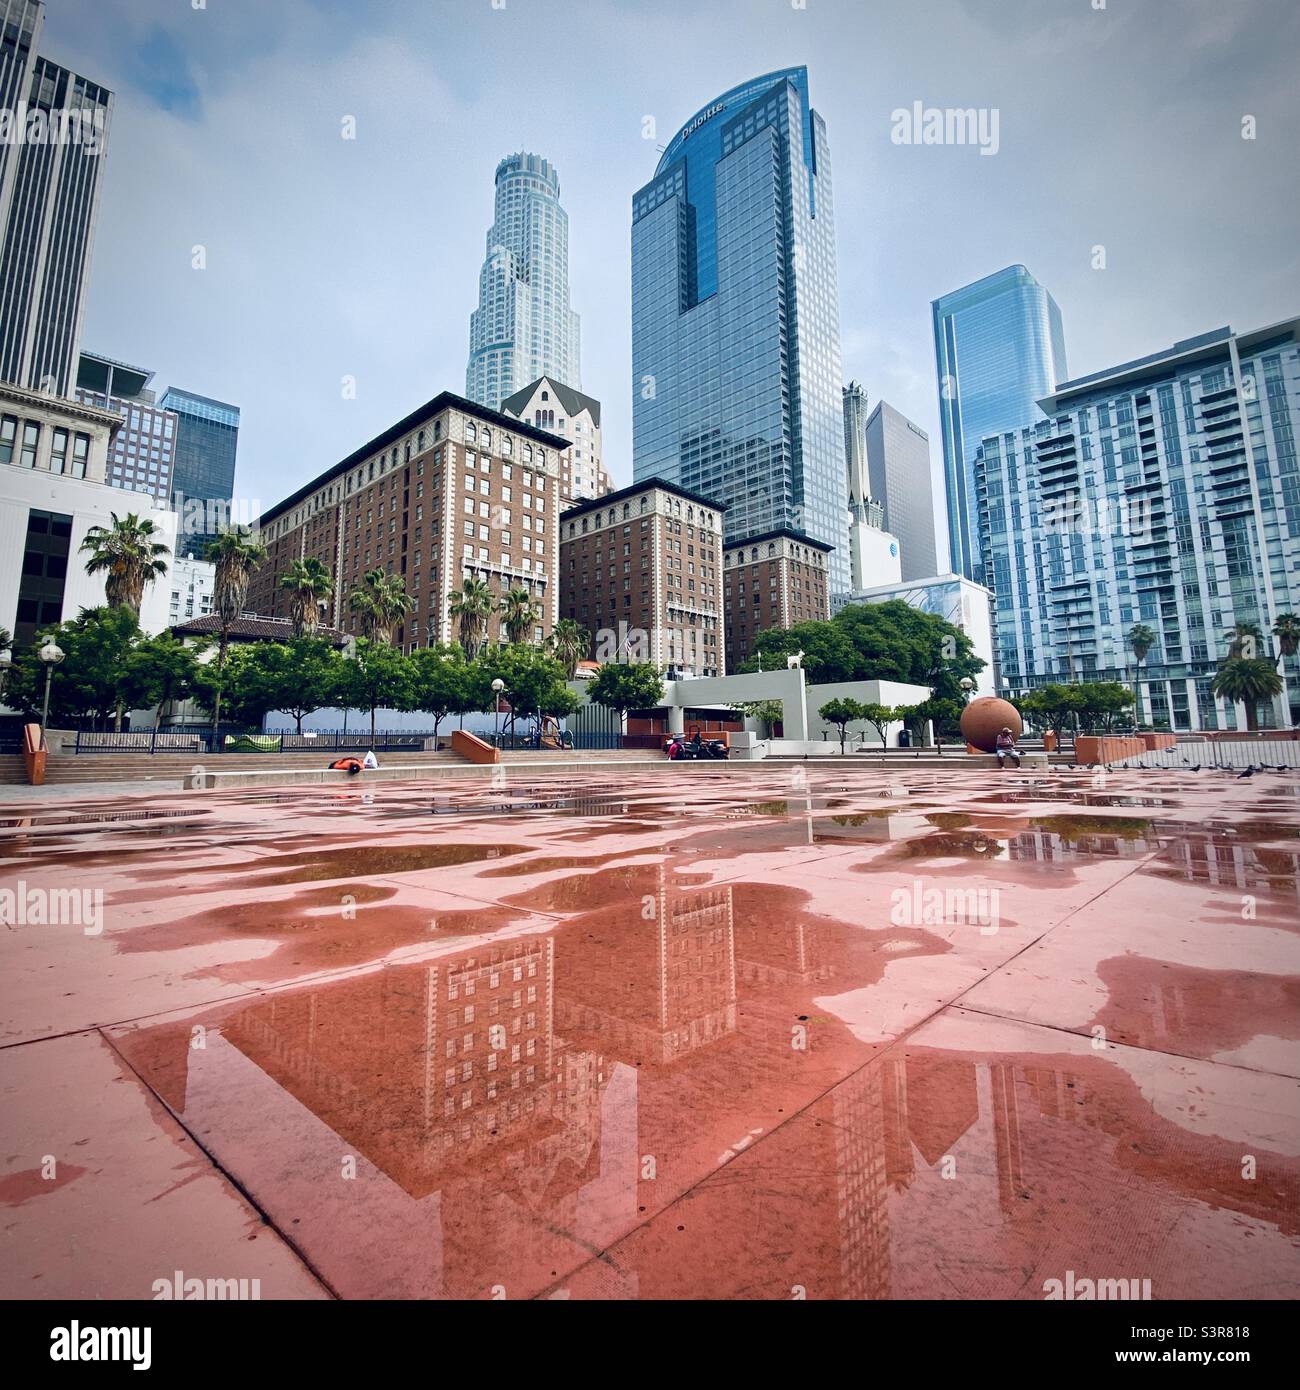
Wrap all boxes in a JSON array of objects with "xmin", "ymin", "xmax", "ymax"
[{"xmin": 805, "ymin": 678, "xmax": 932, "ymax": 747}]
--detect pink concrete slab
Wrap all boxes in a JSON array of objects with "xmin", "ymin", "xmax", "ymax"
[
  {"xmin": 0, "ymin": 1030, "xmax": 327, "ymax": 1299},
  {"xmin": 554, "ymin": 1009, "xmax": 1299, "ymax": 1300}
]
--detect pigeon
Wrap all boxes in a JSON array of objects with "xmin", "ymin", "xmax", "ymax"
[{"xmin": 1237, "ymin": 767, "xmax": 1256, "ymax": 778}]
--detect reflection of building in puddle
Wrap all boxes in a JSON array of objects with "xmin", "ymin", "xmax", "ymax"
[
  {"xmin": 1155, "ymin": 833, "xmax": 1300, "ymax": 899},
  {"xmin": 815, "ymin": 810, "xmax": 931, "ymax": 843},
  {"xmin": 555, "ymin": 867, "xmax": 737, "ymax": 1064},
  {"xmin": 1006, "ymin": 829, "xmax": 1157, "ymax": 863},
  {"xmin": 221, "ymin": 939, "xmax": 610, "ymax": 1207}
]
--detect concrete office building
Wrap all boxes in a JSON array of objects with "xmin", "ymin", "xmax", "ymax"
[
  {"xmin": 975, "ymin": 318, "xmax": 1300, "ymax": 728},
  {"xmin": 0, "ymin": 378, "xmax": 175, "ymax": 647},
  {"xmin": 249, "ymin": 392, "xmax": 567, "ymax": 652},
  {"xmin": 168, "ymin": 554, "xmax": 214, "ymax": 628},
  {"xmin": 631, "ymin": 68, "xmax": 850, "ymax": 590},
  {"xmin": 864, "ymin": 400, "xmax": 938, "ymax": 582},
  {"xmin": 501, "ymin": 375, "xmax": 610, "ymax": 504},
  {"xmin": 74, "ymin": 352, "xmax": 178, "ymax": 503},
  {"xmin": 466, "ymin": 153, "xmax": 581, "ymax": 409},
  {"xmin": 0, "ymin": 1, "xmax": 113, "ymax": 396},
  {"xmin": 722, "ymin": 528, "xmax": 832, "ymax": 674},
  {"xmin": 559, "ymin": 479, "xmax": 724, "ymax": 678}
]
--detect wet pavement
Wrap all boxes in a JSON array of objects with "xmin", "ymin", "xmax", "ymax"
[{"xmin": 1, "ymin": 764, "xmax": 1298, "ymax": 1299}]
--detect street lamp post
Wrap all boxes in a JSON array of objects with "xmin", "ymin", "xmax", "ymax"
[
  {"xmin": 491, "ymin": 678, "xmax": 505, "ymax": 746},
  {"xmin": 38, "ymin": 639, "xmax": 64, "ymax": 749}
]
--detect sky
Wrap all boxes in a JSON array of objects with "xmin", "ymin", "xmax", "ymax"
[{"xmin": 44, "ymin": 0, "xmax": 1300, "ymax": 571}]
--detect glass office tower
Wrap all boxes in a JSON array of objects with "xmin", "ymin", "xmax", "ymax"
[
  {"xmin": 631, "ymin": 67, "xmax": 850, "ymax": 591},
  {"xmin": 975, "ymin": 318, "xmax": 1300, "ymax": 730},
  {"xmin": 933, "ymin": 264, "xmax": 1066, "ymax": 582},
  {"xmin": 466, "ymin": 152, "xmax": 581, "ymax": 409},
  {"xmin": 160, "ymin": 387, "xmax": 240, "ymax": 559}
]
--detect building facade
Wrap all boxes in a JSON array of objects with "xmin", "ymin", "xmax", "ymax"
[
  {"xmin": 0, "ymin": 378, "xmax": 175, "ymax": 647},
  {"xmin": 631, "ymin": 67, "xmax": 850, "ymax": 590},
  {"xmin": 466, "ymin": 153, "xmax": 582, "ymax": 409},
  {"xmin": 559, "ymin": 479, "xmax": 724, "ymax": 678},
  {"xmin": 933, "ymin": 264, "xmax": 1067, "ymax": 583},
  {"xmin": 832, "ymin": 573, "xmax": 996, "ymax": 698},
  {"xmin": 168, "ymin": 554, "xmax": 214, "ymax": 628},
  {"xmin": 501, "ymin": 375, "xmax": 610, "ymax": 504},
  {"xmin": 74, "ymin": 351, "xmax": 177, "ymax": 503},
  {"xmin": 0, "ymin": 1, "xmax": 113, "ymax": 396},
  {"xmin": 975, "ymin": 318, "xmax": 1300, "ymax": 729},
  {"xmin": 249, "ymin": 392, "xmax": 567, "ymax": 653},
  {"xmin": 159, "ymin": 388, "xmax": 240, "ymax": 560},
  {"xmin": 722, "ymin": 528, "xmax": 832, "ymax": 674},
  {"xmin": 863, "ymin": 400, "xmax": 938, "ymax": 583}
]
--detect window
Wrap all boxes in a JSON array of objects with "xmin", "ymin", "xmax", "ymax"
[
  {"xmin": 20, "ymin": 422, "xmax": 39, "ymax": 468},
  {"xmin": 50, "ymin": 429, "xmax": 68, "ymax": 473},
  {"xmin": 0, "ymin": 416, "xmax": 16, "ymax": 464}
]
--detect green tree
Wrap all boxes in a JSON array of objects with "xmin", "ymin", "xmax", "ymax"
[
  {"xmin": 278, "ymin": 557, "xmax": 335, "ymax": 638},
  {"xmin": 1272, "ymin": 613, "xmax": 1300, "ymax": 666},
  {"xmin": 731, "ymin": 699, "xmax": 785, "ymax": 736},
  {"xmin": 448, "ymin": 576, "xmax": 495, "ymax": 659},
  {"xmin": 79, "ymin": 512, "xmax": 170, "ymax": 616},
  {"xmin": 1211, "ymin": 658, "xmax": 1283, "ymax": 732},
  {"xmin": 499, "ymin": 586, "xmax": 542, "ymax": 646},
  {"xmin": 547, "ymin": 618, "xmax": 590, "ymax": 678},
  {"xmin": 1126, "ymin": 622, "xmax": 1157, "ymax": 728},
  {"xmin": 4, "ymin": 607, "xmax": 140, "ymax": 729},
  {"xmin": 818, "ymin": 697, "xmax": 866, "ymax": 754},
  {"xmin": 476, "ymin": 646, "xmax": 575, "ymax": 725},
  {"xmin": 407, "ymin": 645, "xmax": 477, "ymax": 744},
  {"xmin": 587, "ymin": 662, "xmax": 664, "ymax": 725},
  {"xmin": 1017, "ymin": 683, "xmax": 1084, "ymax": 738},
  {"xmin": 221, "ymin": 638, "xmax": 343, "ymax": 733},
  {"xmin": 858, "ymin": 702, "xmax": 905, "ymax": 748},
  {"xmin": 349, "ymin": 568, "xmax": 412, "ymax": 645},
  {"xmin": 1073, "ymin": 681, "xmax": 1135, "ymax": 733},
  {"xmin": 120, "ymin": 631, "xmax": 202, "ymax": 727},
  {"xmin": 334, "ymin": 638, "xmax": 414, "ymax": 745},
  {"xmin": 206, "ymin": 530, "xmax": 268, "ymax": 736},
  {"xmin": 1224, "ymin": 621, "xmax": 1266, "ymax": 660}
]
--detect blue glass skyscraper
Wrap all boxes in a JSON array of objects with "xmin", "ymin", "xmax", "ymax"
[
  {"xmin": 631, "ymin": 67, "xmax": 850, "ymax": 591},
  {"xmin": 933, "ymin": 265, "xmax": 1067, "ymax": 582}
]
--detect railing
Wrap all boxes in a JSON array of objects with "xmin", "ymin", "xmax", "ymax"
[
  {"xmin": 1113, "ymin": 739, "xmax": 1300, "ymax": 771},
  {"xmin": 71, "ymin": 728, "xmax": 450, "ymax": 755}
]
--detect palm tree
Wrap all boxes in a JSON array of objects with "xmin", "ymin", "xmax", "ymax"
[
  {"xmin": 206, "ymin": 530, "xmax": 268, "ymax": 738},
  {"xmin": 348, "ymin": 568, "xmax": 412, "ymax": 645},
  {"xmin": 499, "ymin": 586, "xmax": 542, "ymax": 646},
  {"xmin": 79, "ymin": 512, "xmax": 170, "ymax": 616},
  {"xmin": 1272, "ymin": 613, "xmax": 1300, "ymax": 666},
  {"xmin": 1126, "ymin": 623, "xmax": 1157, "ymax": 729},
  {"xmin": 279, "ymin": 557, "xmax": 335, "ymax": 638},
  {"xmin": 1211, "ymin": 658, "xmax": 1282, "ymax": 732},
  {"xmin": 448, "ymin": 576, "xmax": 495, "ymax": 659},
  {"xmin": 547, "ymin": 618, "xmax": 590, "ymax": 679},
  {"xmin": 1224, "ymin": 621, "xmax": 1265, "ymax": 660}
]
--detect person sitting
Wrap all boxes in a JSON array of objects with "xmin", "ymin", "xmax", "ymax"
[{"xmin": 995, "ymin": 727, "xmax": 1021, "ymax": 769}]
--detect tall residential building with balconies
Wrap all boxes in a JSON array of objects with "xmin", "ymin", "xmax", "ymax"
[
  {"xmin": 631, "ymin": 67, "xmax": 849, "ymax": 591},
  {"xmin": 0, "ymin": 1, "xmax": 113, "ymax": 396},
  {"xmin": 933, "ymin": 265, "xmax": 1067, "ymax": 582},
  {"xmin": 466, "ymin": 153, "xmax": 581, "ymax": 410},
  {"xmin": 975, "ymin": 318, "xmax": 1300, "ymax": 730},
  {"xmin": 249, "ymin": 393, "xmax": 567, "ymax": 653}
]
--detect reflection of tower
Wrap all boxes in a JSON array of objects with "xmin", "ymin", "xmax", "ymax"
[
  {"xmin": 554, "ymin": 868, "xmax": 738, "ymax": 1063},
  {"xmin": 827, "ymin": 1062, "xmax": 896, "ymax": 1298}
]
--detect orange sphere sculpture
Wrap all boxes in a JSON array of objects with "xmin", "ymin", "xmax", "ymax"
[{"xmin": 959, "ymin": 696, "xmax": 1023, "ymax": 753}]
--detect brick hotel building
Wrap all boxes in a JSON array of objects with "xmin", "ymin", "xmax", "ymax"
[
  {"xmin": 559, "ymin": 479, "xmax": 725, "ymax": 676},
  {"xmin": 248, "ymin": 393, "xmax": 568, "ymax": 651},
  {"xmin": 723, "ymin": 529, "xmax": 832, "ymax": 673}
]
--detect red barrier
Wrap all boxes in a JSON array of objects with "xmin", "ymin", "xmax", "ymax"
[
  {"xmin": 22, "ymin": 723, "xmax": 45, "ymax": 786},
  {"xmin": 451, "ymin": 729, "xmax": 500, "ymax": 765}
]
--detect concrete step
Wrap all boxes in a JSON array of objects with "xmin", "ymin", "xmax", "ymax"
[{"xmin": 38, "ymin": 748, "xmax": 463, "ymax": 784}]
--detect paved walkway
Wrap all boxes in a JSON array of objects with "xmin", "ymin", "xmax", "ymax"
[{"xmin": 2, "ymin": 764, "xmax": 1297, "ymax": 1299}]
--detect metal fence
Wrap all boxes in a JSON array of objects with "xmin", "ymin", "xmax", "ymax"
[
  {"xmin": 1113, "ymin": 739, "xmax": 1300, "ymax": 771},
  {"xmin": 71, "ymin": 728, "xmax": 447, "ymax": 755}
]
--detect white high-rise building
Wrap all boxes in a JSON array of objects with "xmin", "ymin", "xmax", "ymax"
[{"xmin": 466, "ymin": 153, "xmax": 581, "ymax": 410}]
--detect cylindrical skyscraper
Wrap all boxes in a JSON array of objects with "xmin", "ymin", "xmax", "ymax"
[{"xmin": 466, "ymin": 152, "xmax": 581, "ymax": 410}]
